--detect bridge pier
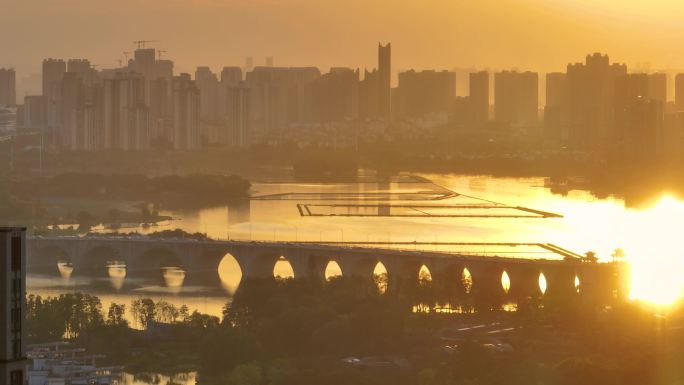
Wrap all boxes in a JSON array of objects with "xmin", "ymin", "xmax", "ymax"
[
  {"xmin": 234, "ymin": 249, "xmax": 280, "ymax": 280},
  {"xmin": 542, "ymin": 266, "xmax": 578, "ymax": 301},
  {"xmin": 181, "ymin": 247, "xmax": 226, "ymax": 287},
  {"xmin": 335, "ymin": 254, "xmax": 379, "ymax": 280},
  {"xmin": 577, "ymin": 263, "xmax": 624, "ymax": 304},
  {"xmin": 507, "ymin": 265, "xmax": 543, "ymax": 306},
  {"xmin": 429, "ymin": 262, "xmax": 467, "ymax": 304},
  {"xmin": 384, "ymin": 258, "xmax": 423, "ymax": 297},
  {"xmin": 468, "ymin": 263, "xmax": 507, "ymax": 311}
]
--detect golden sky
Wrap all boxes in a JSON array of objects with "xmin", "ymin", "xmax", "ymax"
[{"xmin": 2, "ymin": 0, "xmax": 684, "ymax": 75}]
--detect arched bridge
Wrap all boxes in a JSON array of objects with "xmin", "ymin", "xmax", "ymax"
[{"xmin": 27, "ymin": 236, "xmax": 626, "ymax": 303}]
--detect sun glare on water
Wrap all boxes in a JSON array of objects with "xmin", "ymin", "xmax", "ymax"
[{"xmin": 626, "ymin": 195, "xmax": 684, "ymax": 306}]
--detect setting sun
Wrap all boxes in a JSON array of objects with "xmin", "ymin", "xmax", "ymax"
[
  {"xmin": 626, "ymin": 195, "xmax": 684, "ymax": 305},
  {"xmin": 5, "ymin": 1, "xmax": 684, "ymax": 383}
]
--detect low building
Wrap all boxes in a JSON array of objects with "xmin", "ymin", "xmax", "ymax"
[{"xmin": 27, "ymin": 342, "xmax": 122, "ymax": 385}]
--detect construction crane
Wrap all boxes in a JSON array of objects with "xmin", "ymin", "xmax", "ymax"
[
  {"xmin": 133, "ymin": 40, "xmax": 158, "ymax": 49},
  {"xmin": 157, "ymin": 50, "xmax": 167, "ymax": 60}
]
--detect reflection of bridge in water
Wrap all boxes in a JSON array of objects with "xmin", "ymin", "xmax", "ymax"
[{"xmin": 28, "ymin": 236, "xmax": 626, "ymax": 304}]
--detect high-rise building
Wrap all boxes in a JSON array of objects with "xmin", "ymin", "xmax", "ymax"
[
  {"xmin": 359, "ymin": 69, "xmax": 380, "ymax": 119},
  {"xmin": 675, "ymin": 74, "xmax": 684, "ymax": 111},
  {"xmin": 396, "ymin": 70, "xmax": 455, "ymax": 118},
  {"xmin": 378, "ymin": 43, "xmax": 391, "ymax": 119},
  {"xmin": 103, "ymin": 72, "xmax": 149, "ymax": 150},
  {"xmin": 358, "ymin": 43, "xmax": 393, "ymax": 121},
  {"xmin": 127, "ymin": 48, "xmax": 174, "ymax": 108},
  {"xmin": 663, "ymin": 111, "xmax": 684, "ymax": 161},
  {"xmin": 60, "ymin": 72, "xmax": 83, "ymax": 147},
  {"xmin": 647, "ymin": 73, "xmax": 667, "ymax": 104},
  {"xmin": 566, "ymin": 53, "xmax": 626, "ymax": 147},
  {"xmin": 195, "ymin": 67, "xmax": 220, "ymax": 121},
  {"xmin": 545, "ymin": 72, "xmax": 567, "ymax": 138},
  {"xmin": 172, "ymin": 73, "xmax": 201, "ymax": 150},
  {"xmin": 0, "ymin": 227, "xmax": 27, "ymax": 385},
  {"xmin": 0, "ymin": 68, "xmax": 16, "ymax": 107},
  {"xmin": 71, "ymin": 83, "xmax": 104, "ymax": 151},
  {"xmin": 219, "ymin": 67, "xmax": 244, "ymax": 119},
  {"xmin": 149, "ymin": 77, "xmax": 171, "ymax": 145},
  {"xmin": 42, "ymin": 59, "xmax": 66, "ymax": 129},
  {"xmin": 22, "ymin": 96, "xmax": 47, "ymax": 130},
  {"xmin": 244, "ymin": 66, "xmax": 320, "ymax": 136},
  {"xmin": 225, "ymin": 86, "xmax": 250, "ymax": 148},
  {"xmin": 221, "ymin": 67, "xmax": 243, "ymax": 87},
  {"xmin": 312, "ymin": 67, "xmax": 360, "ymax": 122},
  {"xmin": 623, "ymin": 96, "xmax": 664, "ymax": 157},
  {"xmin": 67, "ymin": 59, "xmax": 91, "ymax": 74},
  {"xmin": 614, "ymin": 73, "xmax": 650, "ymax": 142},
  {"xmin": 469, "ymin": 71, "xmax": 489, "ymax": 126},
  {"xmin": 494, "ymin": 70, "xmax": 538, "ymax": 126}
]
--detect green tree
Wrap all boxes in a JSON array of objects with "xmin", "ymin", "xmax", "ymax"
[
  {"xmin": 106, "ymin": 303, "xmax": 128, "ymax": 327},
  {"xmin": 179, "ymin": 305, "xmax": 190, "ymax": 322},
  {"xmin": 131, "ymin": 298, "xmax": 156, "ymax": 329},
  {"xmin": 155, "ymin": 300, "xmax": 180, "ymax": 323}
]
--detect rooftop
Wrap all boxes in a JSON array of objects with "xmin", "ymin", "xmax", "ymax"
[{"xmin": 0, "ymin": 226, "xmax": 26, "ymax": 233}]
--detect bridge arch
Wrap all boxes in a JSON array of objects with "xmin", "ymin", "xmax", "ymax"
[
  {"xmin": 132, "ymin": 247, "xmax": 186, "ymax": 288},
  {"xmin": 373, "ymin": 261, "xmax": 389, "ymax": 294},
  {"xmin": 462, "ymin": 267, "xmax": 474, "ymax": 294},
  {"xmin": 324, "ymin": 260, "xmax": 343, "ymax": 281},
  {"xmin": 30, "ymin": 246, "xmax": 73, "ymax": 277},
  {"xmin": 77, "ymin": 245, "xmax": 124, "ymax": 278},
  {"xmin": 273, "ymin": 256, "xmax": 295, "ymax": 280},
  {"xmin": 418, "ymin": 264, "xmax": 433, "ymax": 284},
  {"xmin": 218, "ymin": 252, "xmax": 242, "ymax": 294},
  {"xmin": 539, "ymin": 272, "xmax": 548, "ymax": 295}
]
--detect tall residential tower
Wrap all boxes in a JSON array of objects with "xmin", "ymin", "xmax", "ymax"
[
  {"xmin": 378, "ymin": 43, "xmax": 391, "ymax": 120},
  {"xmin": 0, "ymin": 227, "xmax": 27, "ymax": 385}
]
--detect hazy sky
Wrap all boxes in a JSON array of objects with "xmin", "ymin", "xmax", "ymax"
[{"xmin": 3, "ymin": 0, "xmax": 684, "ymax": 77}]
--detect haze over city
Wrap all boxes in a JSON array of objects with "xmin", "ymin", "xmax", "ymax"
[
  {"xmin": 5, "ymin": 0, "xmax": 684, "ymax": 77},
  {"xmin": 4, "ymin": 1, "xmax": 684, "ymax": 385}
]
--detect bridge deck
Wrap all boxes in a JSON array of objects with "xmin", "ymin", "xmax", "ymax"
[{"xmin": 28, "ymin": 236, "xmax": 587, "ymax": 265}]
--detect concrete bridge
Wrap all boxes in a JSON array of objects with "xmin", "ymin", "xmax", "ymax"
[{"xmin": 27, "ymin": 236, "xmax": 625, "ymax": 304}]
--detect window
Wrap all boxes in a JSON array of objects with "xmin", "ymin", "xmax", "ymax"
[
  {"xmin": 12, "ymin": 338, "xmax": 21, "ymax": 359},
  {"xmin": 10, "ymin": 370, "xmax": 23, "ymax": 385},
  {"xmin": 11, "ymin": 236, "xmax": 21, "ymax": 272},
  {"xmin": 12, "ymin": 278, "xmax": 21, "ymax": 301},
  {"xmin": 11, "ymin": 308, "xmax": 21, "ymax": 332}
]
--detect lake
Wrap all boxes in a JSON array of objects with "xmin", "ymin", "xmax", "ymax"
[{"xmin": 28, "ymin": 173, "xmax": 684, "ymax": 325}]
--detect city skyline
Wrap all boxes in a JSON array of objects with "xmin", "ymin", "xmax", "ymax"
[
  {"xmin": 6, "ymin": 47, "xmax": 684, "ymax": 106},
  {"xmin": 5, "ymin": 3, "xmax": 684, "ymax": 385}
]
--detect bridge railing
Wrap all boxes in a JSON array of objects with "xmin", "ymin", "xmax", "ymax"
[{"xmin": 29, "ymin": 234, "xmax": 587, "ymax": 262}]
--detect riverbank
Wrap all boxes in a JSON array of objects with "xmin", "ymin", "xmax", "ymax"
[{"xmin": 26, "ymin": 279, "xmax": 684, "ymax": 385}]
